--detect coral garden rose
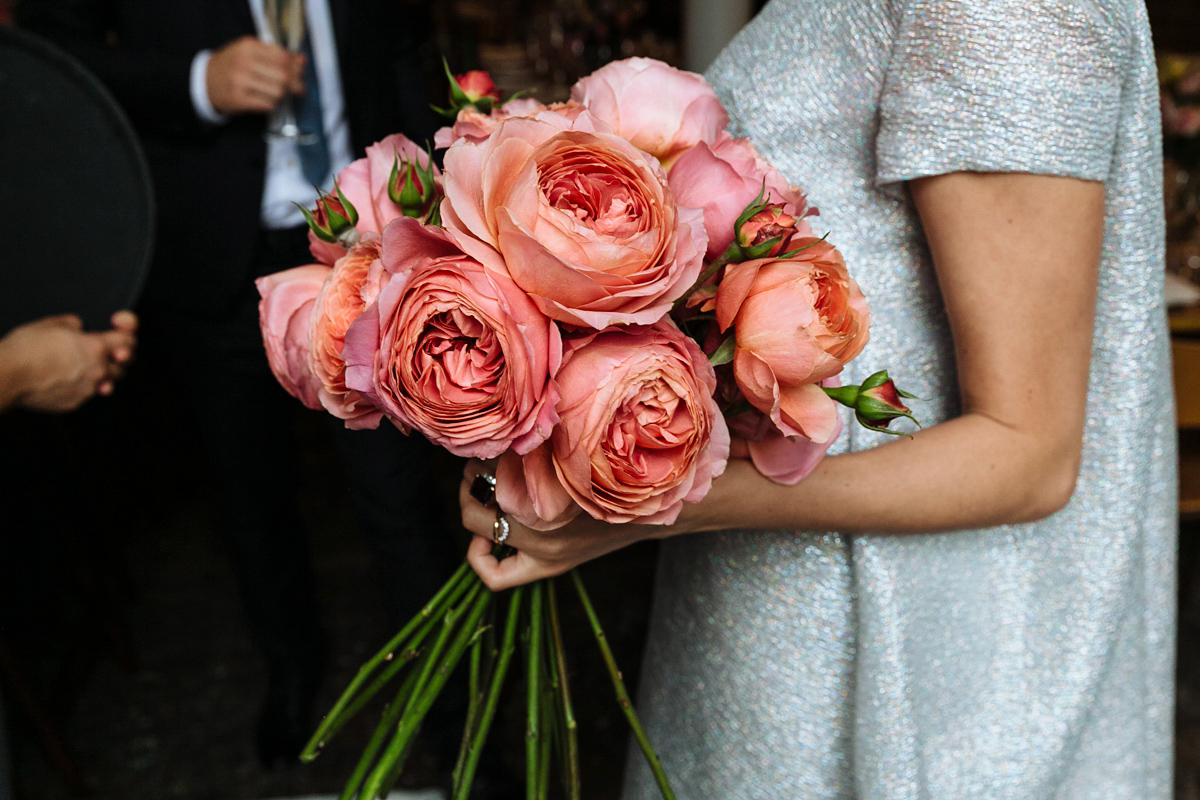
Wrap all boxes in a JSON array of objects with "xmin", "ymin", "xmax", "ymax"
[
  {"xmin": 570, "ymin": 57, "xmax": 728, "ymax": 167},
  {"xmin": 441, "ymin": 113, "xmax": 706, "ymax": 328},
  {"xmin": 669, "ymin": 132, "xmax": 813, "ymax": 260},
  {"xmin": 338, "ymin": 133, "xmax": 440, "ymax": 237},
  {"xmin": 497, "ymin": 321, "xmax": 729, "ymax": 529},
  {"xmin": 726, "ymin": 400, "xmax": 842, "ymax": 486},
  {"xmin": 717, "ymin": 239, "xmax": 870, "ymax": 444},
  {"xmin": 256, "ymin": 264, "xmax": 331, "ymax": 410},
  {"xmin": 343, "ymin": 217, "xmax": 561, "ymax": 460},
  {"xmin": 309, "ymin": 236, "xmax": 385, "ymax": 428}
]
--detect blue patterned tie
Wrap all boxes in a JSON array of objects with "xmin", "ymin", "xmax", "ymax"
[{"xmin": 296, "ymin": 32, "xmax": 330, "ymax": 185}]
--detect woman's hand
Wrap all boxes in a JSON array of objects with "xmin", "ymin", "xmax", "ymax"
[{"xmin": 459, "ymin": 460, "xmax": 673, "ymax": 590}]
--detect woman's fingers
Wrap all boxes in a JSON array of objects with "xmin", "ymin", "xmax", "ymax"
[{"xmin": 465, "ymin": 534, "xmax": 570, "ymax": 591}]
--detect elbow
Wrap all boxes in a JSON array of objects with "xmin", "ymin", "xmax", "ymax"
[{"xmin": 1009, "ymin": 444, "xmax": 1083, "ymax": 523}]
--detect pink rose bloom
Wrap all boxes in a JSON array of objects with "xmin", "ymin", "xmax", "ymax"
[
  {"xmin": 308, "ymin": 231, "xmax": 349, "ymax": 267},
  {"xmin": 669, "ymin": 132, "xmax": 813, "ymax": 260},
  {"xmin": 726, "ymin": 391, "xmax": 842, "ymax": 486},
  {"xmin": 498, "ymin": 321, "xmax": 729, "ymax": 529},
  {"xmin": 309, "ymin": 236, "xmax": 386, "ymax": 428},
  {"xmin": 343, "ymin": 217, "xmax": 561, "ymax": 459},
  {"xmin": 570, "ymin": 57, "xmax": 728, "ymax": 167},
  {"xmin": 441, "ymin": 113, "xmax": 707, "ymax": 328},
  {"xmin": 717, "ymin": 239, "xmax": 870, "ymax": 444},
  {"xmin": 433, "ymin": 97, "xmax": 553, "ymax": 149},
  {"xmin": 256, "ymin": 264, "xmax": 331, "ymax": 410},
  {"xmin": 338, "ymin": 133, "xmax": 441, "ymax": 236}
]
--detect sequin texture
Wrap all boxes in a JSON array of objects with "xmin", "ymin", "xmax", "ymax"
[{"xmin": 623, "ymin": 1, "xmax": 1175, "ymax": 798}]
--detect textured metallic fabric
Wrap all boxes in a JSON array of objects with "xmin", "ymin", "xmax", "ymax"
[{"xmin": 623, "ymin": 1, "xmax": 1176, "ymax": 798}]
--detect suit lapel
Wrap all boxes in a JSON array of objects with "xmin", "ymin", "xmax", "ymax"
[
  {"xmin": 228, "ymin": 0, "xmax": 258, "ymax": 39},
  {"xmin": 328, "ymin": 0, "xmax": 349, "ymax": 65}
]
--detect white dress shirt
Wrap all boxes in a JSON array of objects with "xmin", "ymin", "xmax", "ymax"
[{"xmin": 188, "ymin": 0, "xmax": 355, "ymax": 230}]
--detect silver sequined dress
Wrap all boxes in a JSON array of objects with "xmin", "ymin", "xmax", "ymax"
[{"xmin": 623, "ymin": 1, "xmax": 1176, "ymax": 798}]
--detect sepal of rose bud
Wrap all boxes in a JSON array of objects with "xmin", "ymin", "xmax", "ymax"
[
  {"xmin": 387, "ymin": 146, "xmax": 439, "ymax": 218},
  {"xmin": 300, "ymin": 182, "xmax": 359, "ymax": 244},
  {"xmin": 824, "ymin": 370, "xmax": 920, "ymax": 435}
]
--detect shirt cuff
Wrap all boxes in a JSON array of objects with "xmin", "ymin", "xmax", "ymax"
[{"xmin": 189, "ymin": 50, "xmax": 228, "ymax": 125}]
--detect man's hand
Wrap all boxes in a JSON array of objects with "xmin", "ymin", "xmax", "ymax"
[
  {"xmin": 0, "ymin": 311, "xmax": 139, "ymax": 413},
  {"xmin": 206, "ymin": 36, "xmax": 305, "ymax": 115}
]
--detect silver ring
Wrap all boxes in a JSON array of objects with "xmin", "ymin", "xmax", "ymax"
[{"xmin": 492, "ymin": 510, "xmax": 511, "ymax": 545}]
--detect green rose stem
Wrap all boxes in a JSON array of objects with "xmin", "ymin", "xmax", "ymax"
[
  {"xmin": 359, "ymin": 582, "xmax": 490, "ymax": 800},
  {"xmin": 337, "ymin": 667, "xmax": 422, "ymax": 800},
  {"xmin": 536, "ymin": 671, "xmax": 553, "ymax": 800},
  {"xmin": 570, "ymin": 570, "xmax": 676, "ymax": 800},
  {"xmin": 453, "ymin": 588, "xmax": 525, "ymax": 800},
  {"xmin": 451, "ymin": 600, "xmax": 489, "ymax": 788},
  {"xmin": 333, "ymin": 586, "xmax": 461, "ymax": 732},
  {"xmin": 546, "ymin": 579, "xmax": 581, "ymax": 800},
  {"xmin": 302, "ymin": 562, "xmax": 475, "ymax": 760},
  {"xmin": 526, "ymin": 582, "xmax": 544, "ymax": 800}
]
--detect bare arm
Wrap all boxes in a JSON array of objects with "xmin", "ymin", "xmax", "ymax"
[{"xmin": 463, "ymin": 171, "xmax": 1105, "ymax": 588}]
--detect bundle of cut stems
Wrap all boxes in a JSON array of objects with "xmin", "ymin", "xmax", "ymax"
[{"xmin": 301, "ymin": 559, "xmax": 675, "ymax": 800}]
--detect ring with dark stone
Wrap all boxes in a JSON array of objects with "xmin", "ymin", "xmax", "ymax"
[{"xmin": 470, "ymin": 472, "xmax": 497, "ymax": 507}]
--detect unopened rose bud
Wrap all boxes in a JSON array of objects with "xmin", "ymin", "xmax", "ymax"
[
  {"xmin": 435, "ymin": 59, "xmax": 503, "ymax": 117},
  {"xmin": 737, "ymin": 203, "xmax": 798, "ymax": 259},
  {"xmin": 299, "ymin": 183, "xmax": 360, "ymax": 248},
  {"xmin": 456, "ymin": 70, "xmax": 500, "ymax": 104},
  {"xmin": 387, "ymin": 147, "xmax": 440, "ymax": 219},
  {"xmin": 823, "ymin": 370, "xmax": 919, "ymax": 435}
]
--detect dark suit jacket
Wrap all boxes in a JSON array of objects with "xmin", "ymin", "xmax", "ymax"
[{"xmin": 19, "ymin": 0, "xmax": 440, "ymax": 315}]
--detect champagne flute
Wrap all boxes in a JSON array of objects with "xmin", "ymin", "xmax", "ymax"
[{"xmin": 263, "ymin": 0, "xmax": 316, "ymax": 143}]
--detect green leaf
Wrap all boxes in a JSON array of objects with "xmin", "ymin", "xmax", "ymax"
[{"xmin": 709, "ymin": 333, "xmax": 736, "ymax": 366}]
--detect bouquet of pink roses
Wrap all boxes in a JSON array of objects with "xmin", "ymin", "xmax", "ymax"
[{"xmin": 258, "ymin": 58, "xmax": 915, "ymax": 800}]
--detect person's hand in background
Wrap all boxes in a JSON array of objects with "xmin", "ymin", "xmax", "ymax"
[
  {"xmin": 0, "ymin": 310, "xmax": 138, "ymax": 413},
  {"xmin": 206, "ymin": 35, "xmax": 305, "ymax": 115}
]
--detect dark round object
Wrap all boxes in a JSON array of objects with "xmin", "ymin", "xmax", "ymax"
[{"xmin": 0, "ymin": 25, "xmax": 153, "ymax": 333}]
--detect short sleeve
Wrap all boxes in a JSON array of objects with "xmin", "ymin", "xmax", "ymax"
[{"xmin": 876, "ymin": 0, "xmax": 1129, "ymax": 186}]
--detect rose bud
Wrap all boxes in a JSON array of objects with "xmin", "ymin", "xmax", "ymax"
[
  {"xmin": 301, "ymin": 182, "xmax": 360, "ymax": 247},
  {"xmin": 736, "ymin": 202, "xmax": 798, "ymax": 259},
  {"xmin": 434, "ymin": 59, "xmax": 502, "ymax": 116},
  {"xmin": 456, "ymin": 70, "xmax": 501, "ymax": 104},
  {"xmin": 337, "ymin": 134, "xmax": 442, "ymax": 237},
  {"xmin": 823, "ymin": 370, "xmax": 919, "ymax": 434},
  {"xmin": 387, "ymin": 146, "xmax": 440, "ymax": 221}
]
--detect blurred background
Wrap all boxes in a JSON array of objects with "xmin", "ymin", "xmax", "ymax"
[{"xmin": 4, "ymin": 0, "xmax": 1200, "ymax": 799}]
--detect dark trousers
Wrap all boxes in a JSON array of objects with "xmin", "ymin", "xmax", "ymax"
[
  {"xmin": 140, "ymin": 224, "xmax": 464, "ymax": 765},
  {"xmin": 138, "ymin": 226, "xmax": 326, "ymax": 674}
]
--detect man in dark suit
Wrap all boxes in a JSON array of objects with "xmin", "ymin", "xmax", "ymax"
[{"xmin": 17, "ymin": 0, "xmax": 462, "ymax": 774}]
